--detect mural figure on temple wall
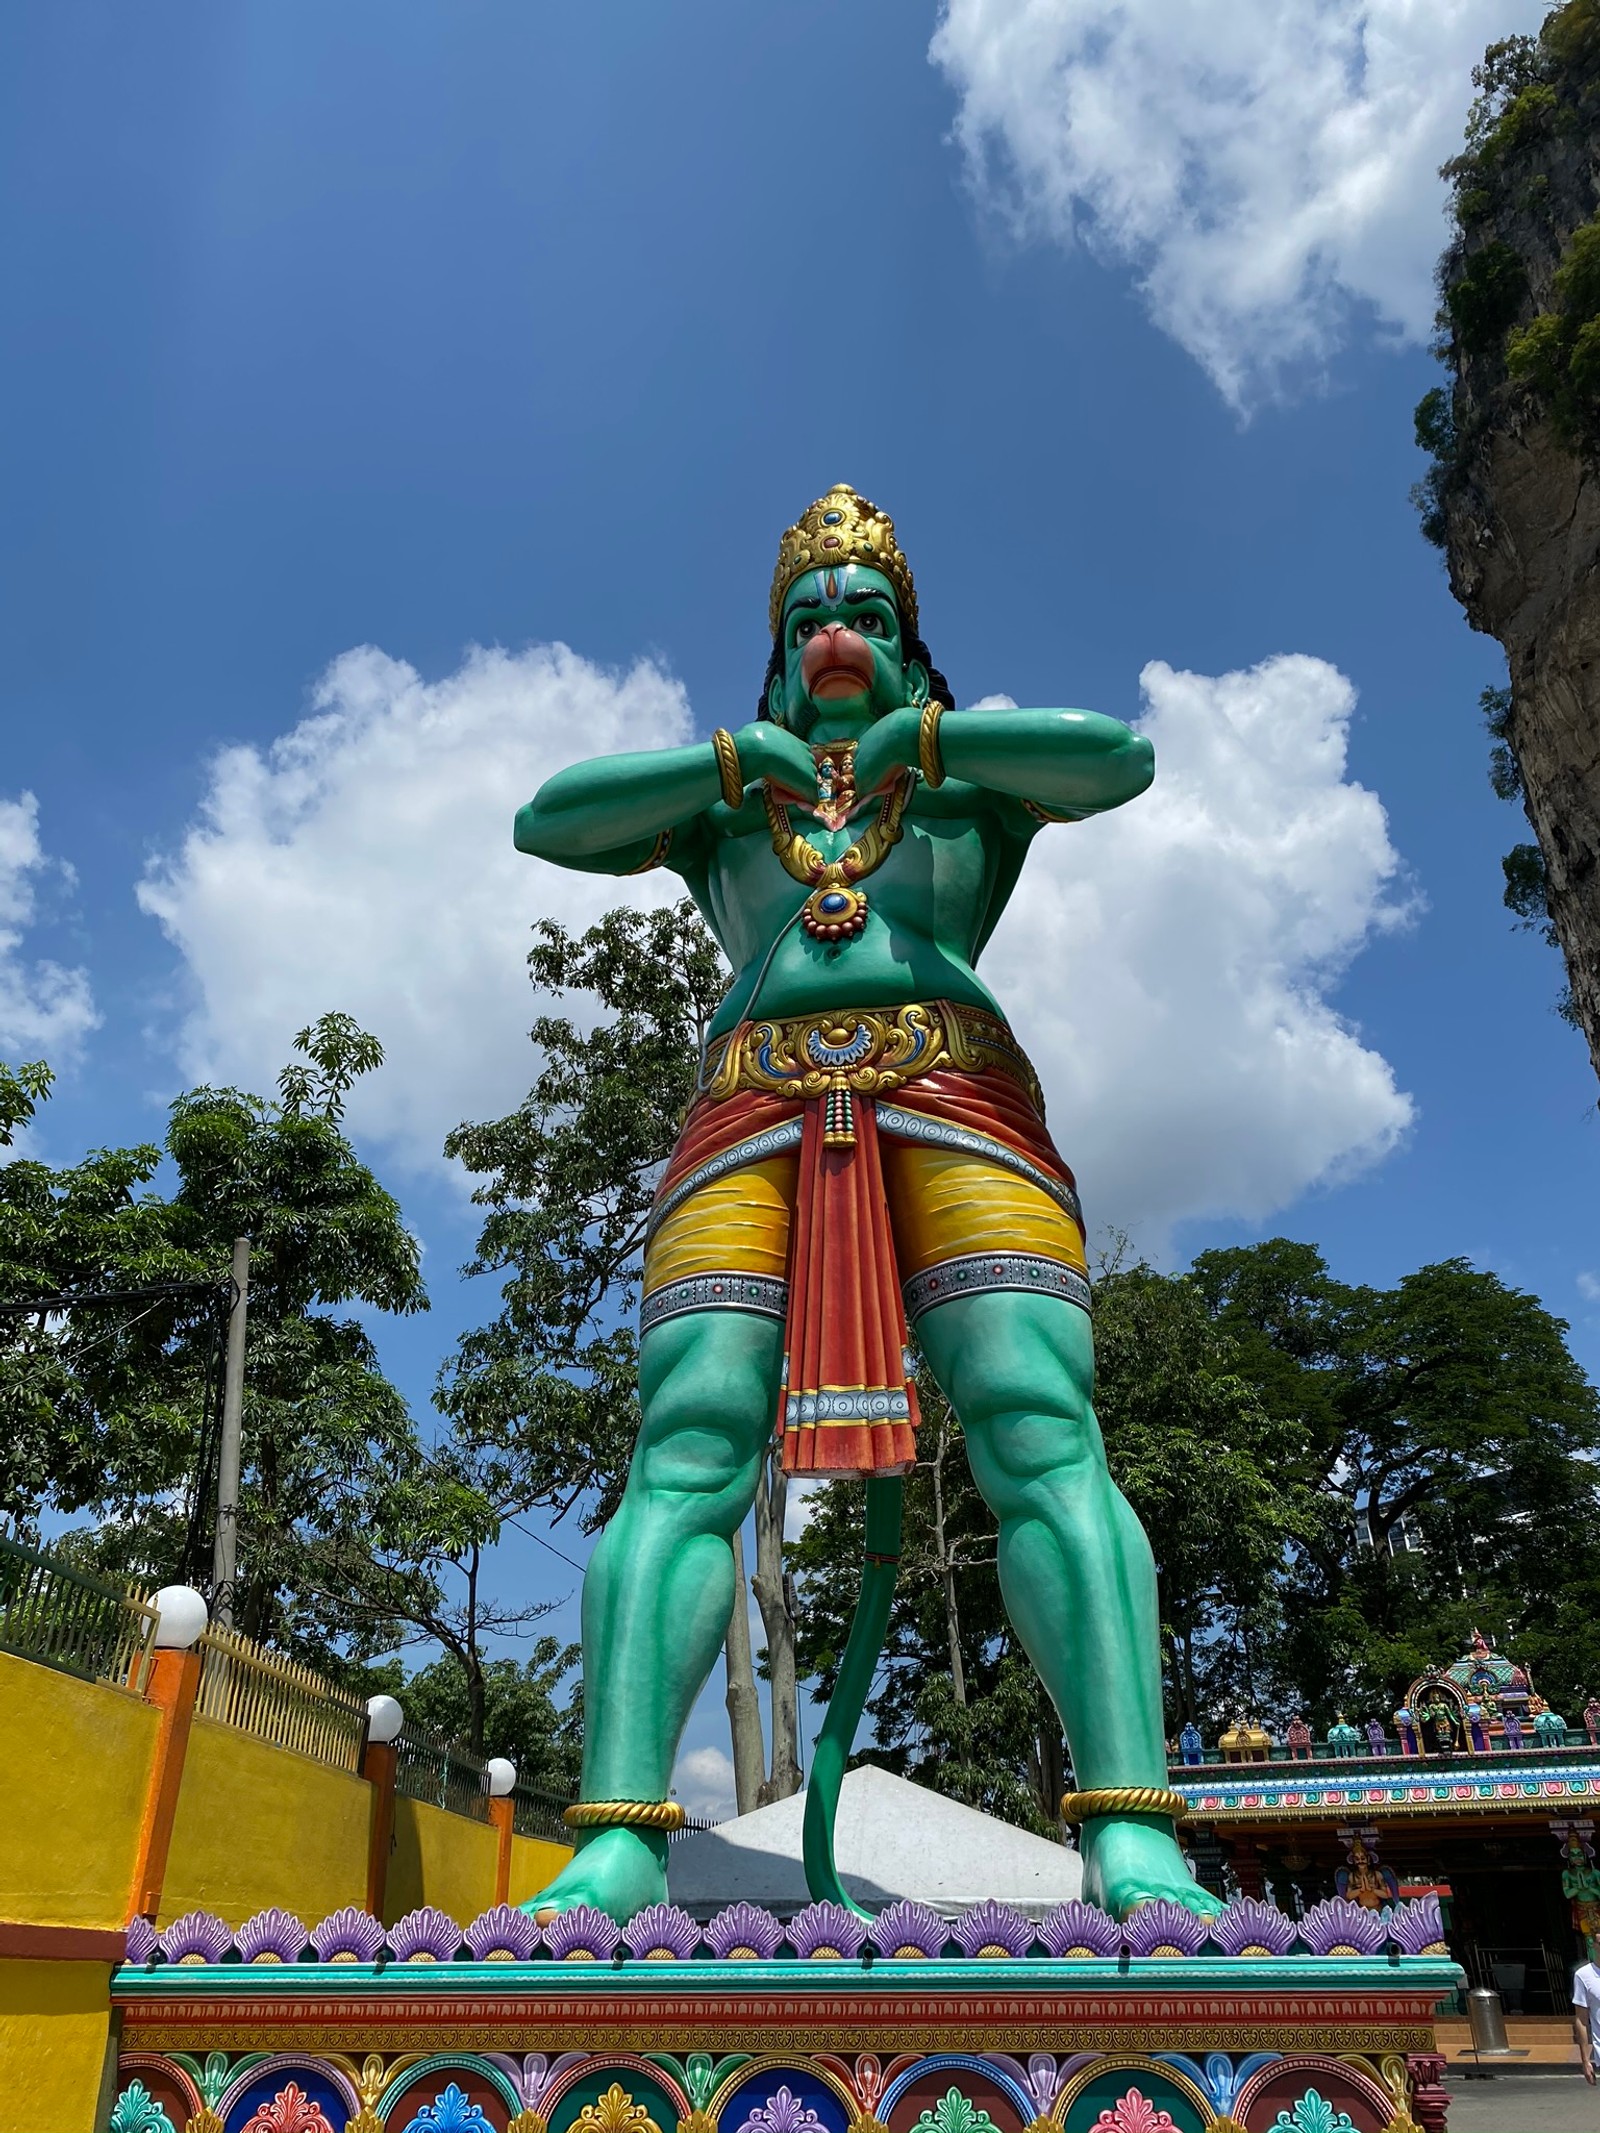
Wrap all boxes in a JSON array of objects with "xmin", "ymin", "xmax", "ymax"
[
  {"xmin": 1337, "ymin": 1832, "xmax": 1400, "ymax": 1911},
  {"xmin": 1285, "ymin": 1713, "xmax": 1313, "ymax": 1760},
  {"xmin": 1584, "ymin": 1694, "xmax": 1600, "ymax": 1747},
  {"xmin": 1365, "ymin": 1717, "xmax": 1387, "ymax": 1757},
  {"xmin": 512, "ymin": 484, "xmax": 1217, "ymax": 1925},
  {"xmin": 1502, "ymin": 1703, "xmax": 1525, "ymax": 1750},
  {"xmin": 1393, "ymin": 1704, "xmax": 1419, "ymax": 1756},
  {"xmin": 1178, "ymin": 1721, "xmax": 1204, "ymax": 1766}
]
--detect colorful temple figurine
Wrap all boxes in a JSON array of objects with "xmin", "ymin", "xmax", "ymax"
[
  {"xmin": 1285, "ymin": 1713, "xmax": 1313, "ymax": 1761},
  {"xmin": 1328, "ymin": 1715, "xmax": 1361, "ymax": 1759},
  {"xmin": 1584, "ymin": 1692, "xmax": 1600, "ymax": 1746},
  {"xmin": 512, "ymin": 483, "xmax": 1216, "ymax": 1926},
  {"xmin": 1365, "ymin": 1717, "xmax": 1387, "ymax": 1756},
  {"xmin": 1337, "ymin": 1833, "xmax": 1401, "ymax": 1911},
  {"xmin": 1465, "ymin": 1701, "xmax": 1490, "ymax": 1753},
  {"xmin": 1502, "ymin": 1704, "xmax": 1525, "ymax": 1750},
  {"xmin": 1535, "ymin": 1702, "xmax": 1568, "ymax": 1747},
  {"xmin": 1178, "ymin": 1720, "xmax": 1204, "ymax": 1766},
  {"xmin": 1218, "ymin": 1716, "xmax": 1270, "ymax": 1763},
  {"xmin": 1393, "ymin": 1703, "xmax": 1419, "ymax": 1755},
  {"xmin": 1419, "ymin": 1694, "xmax": 1461, "ymax": 1755}
]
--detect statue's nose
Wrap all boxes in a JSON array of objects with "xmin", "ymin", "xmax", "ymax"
[{"xmin": 801, "ymin": 624, "xmax": 874, "ymax": 695}]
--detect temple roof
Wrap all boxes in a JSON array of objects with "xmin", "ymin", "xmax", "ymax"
[{"xmin": 667, "ymin": 1764, "xmax": 1084, "ymax": 1919}]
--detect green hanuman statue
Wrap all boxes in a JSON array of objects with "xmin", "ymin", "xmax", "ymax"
[{"xmin": 516, "ymin": 484, "xmax": 1217, "ymax": 1925}]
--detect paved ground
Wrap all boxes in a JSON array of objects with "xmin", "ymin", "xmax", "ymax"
[{"xmin": 1445, "ymin": 2073, "xmax": 1598, "ymax": 2129}]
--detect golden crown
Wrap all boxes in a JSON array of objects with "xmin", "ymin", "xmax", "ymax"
[{"xmin": 769, "ymin": 483, "xmax": 918, "ymax": 640}]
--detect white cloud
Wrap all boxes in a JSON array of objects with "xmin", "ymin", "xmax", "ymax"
[
  {"xmin": 1578, "ymin": 1272, "xmax": 1600, "ymax": 1304},
  {"xmin": 142, "ymin": 639, "xmax": 1409, "ymax": 1249},
  {"xmin": 930, "ymin": 0, "xmax": 1549, "ymax": 406},
  {"xmin": 138, "ymin": 643, "xmax": 691, "ymax": 1167},
  {"xmin": 0, "ymin": 794, "xmax": 97, "ymax": 1063},
  {"xmin": 982, "ymin": 654, "xmax": 1414, "ymax": 1249},
  {"xmin": 674, "ymin": 1743, "xmax": 737, "ymax": 1823}
]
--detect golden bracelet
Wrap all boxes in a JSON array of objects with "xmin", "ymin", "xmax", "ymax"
[
  {"xmin": 711, "ymin": 728, "xmax": 745, "ymax": 811},
  {"xmin": 1060, "ymin": 1786, "xmax": 1189, "ymax": 1826},
  {"xmin": 917, "ymin": 700, "xmax": 946, "ymax": 788},
  {"xmin": 563, "ymin": 1798, "xmax": 687, "ymax": 1833}
]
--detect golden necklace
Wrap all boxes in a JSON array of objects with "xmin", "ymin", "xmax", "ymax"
[{"xmin": 763, "ymin": 739, "xmax": 915, "ymax": 941}]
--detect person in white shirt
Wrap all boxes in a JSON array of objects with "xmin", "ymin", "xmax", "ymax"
[{"xmin": 1572, "ymin": 1959, "xmax": 1600, "ymax": 2083}]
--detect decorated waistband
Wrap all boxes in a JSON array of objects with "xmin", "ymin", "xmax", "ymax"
[{"xmin": 698, "ymin": 999, "xmax": 1043, "ymax": 1114}]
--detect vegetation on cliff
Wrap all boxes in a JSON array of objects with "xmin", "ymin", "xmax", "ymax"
[{"xmin": 1417, "ymin": 0, "xmax": 1600, "ymax": 1079}]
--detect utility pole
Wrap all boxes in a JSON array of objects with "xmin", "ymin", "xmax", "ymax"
[{"xmin": 211, "ymin": 1236, "xmax": 251, "ymax": 1629}]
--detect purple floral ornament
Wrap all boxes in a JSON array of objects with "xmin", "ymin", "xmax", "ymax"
[
  {"xmin": 464, "ymin": 1904, "xmax": 541, "ymax": 1962},
  {"xmin": 158, "ymin": 1910, "xmax": 232, "ymax": 1965},
  {"xmin": 1037, "ymin": 1900, "xmax": 1122, "ymax": 1958},
  {"xmin": 867, "ymin": 1899, "xmax": 948, "ymax": 1959},
  {"xmin": 124, "ymin": 1917, "xmax": 158, "ymax": 1965},
  {"xmin": 951, "ymin": 1901, "xmax": 1034, "ymax": 1958},
  {"xmin": 309, "ymin": 1906, "xmax": 385, "ymax": 1964},
  {"xmin": 1123, "ymin": 1900, "xmax": 1211, "ymax": 1957},
  {"xmin": 1299, "ymin": 1896, "xmax": 1388, "ymax": 1956},
  {"xmin": 705, "ymin": 1902, "xmax": 784, "ymax": 1960},
  {"xmin": 544, "ymin": 1904, "xmax": 622, "ymax": 1961},
  {"xmin": 236, "ymin": 1907, "xmax": 308, "ymax": 1963},
  {"xmin": 785, "ymin": 1901, "xmax": 869, "ymax": 1960},
  {"xmin": 387, "ymin": 1905, "xmax": 463, "ymax": 1962},
  {"xmin": 621, "ymin": 1903, "xmax": 701, "ymax": 1960},
  {"xmin": 733, "ymin": 2085, "xmax": 828, "ymax": 2133},
  {"xmin": 1209, "ymin": 1897, "xmax": 1298, "ymax": 1956},
  {"xmin": 1386, "ymin": 1895, "xmax": 1448, "ymax": 1955}
]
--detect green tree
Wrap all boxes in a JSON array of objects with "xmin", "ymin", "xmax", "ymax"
[
  {"xmin": 365, "ymin": 1645, "xmax": 582, "ymax": 1792},
  {"xmin": 1191, "ymin": 1240, "xmax": 1600, "ymax": 1719}
]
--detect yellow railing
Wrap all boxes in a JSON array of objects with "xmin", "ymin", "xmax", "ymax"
[{"xmin": 194, "ymin": 1622, "xmax": 368, "ymax": 1772}]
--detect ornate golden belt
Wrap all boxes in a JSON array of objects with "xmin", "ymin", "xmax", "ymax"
[{"xmin": 700, "ymin": 999, "xmax": 1043, "ymax": 1113}]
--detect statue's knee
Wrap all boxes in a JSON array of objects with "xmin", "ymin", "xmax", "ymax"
[
  {"xmin": 962, "ymin": 1380, "xmax": 1104, "ymax": 1509},
  {"xmin": 633, "ymin": 1342, "xmax": 772, "ymax": 1501}
]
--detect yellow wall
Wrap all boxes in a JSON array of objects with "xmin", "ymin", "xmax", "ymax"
[
  {"xmin": 508, "ymin": 1836, "xmax": 574, "ymax": 1908},
  {"xmin": 386, "ymin": 1796, "xmax": 501, "ymax": 1926},
  {"xmin": 0, "ymin": 1960, "xmax": 114, "ymax": 2133},
  {"xmin": 0, "ymin": 1651, "xmax": 157, "ymax": 1930},
  {"xmin": 160, "ymin": 1715, "xmax": 370, "ymax": 1928}
]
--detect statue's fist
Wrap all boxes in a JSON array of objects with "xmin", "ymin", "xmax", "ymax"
[{"xmin": 729, "ymin": 721, "xmax": 818, "ymax": 802}]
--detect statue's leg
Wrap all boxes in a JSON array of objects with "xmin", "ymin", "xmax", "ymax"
[
  {"xmin": 525, "ymin": 1305, "xmax": 782, "ymax": 1920},
  {"xmin": 915, "ymin": 1288, "xmax": 1219, "ymax": 1920}
]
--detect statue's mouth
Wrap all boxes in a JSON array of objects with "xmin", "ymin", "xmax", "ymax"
[{"xmin": 802, "ymin": 627, "xmax": 875, "ymax": 703}]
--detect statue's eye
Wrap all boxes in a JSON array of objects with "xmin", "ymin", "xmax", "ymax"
[
  {"xmin": 855, "ymin": 614, "xmax": 884, "ymax": 635},
  {"xmin": 795, "ymin": 621, "xmax": 817, "ymax": 641}
]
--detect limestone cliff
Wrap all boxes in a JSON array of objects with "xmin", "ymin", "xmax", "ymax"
[{"xmin": 1421, "ymin": 0, "xmax": 1600, "ymax": 1083}]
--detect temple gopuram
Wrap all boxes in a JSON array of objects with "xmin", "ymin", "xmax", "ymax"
[{"xmin": 1170, "ymin": 1631, "xmax": 1600, "ymax": 2019}]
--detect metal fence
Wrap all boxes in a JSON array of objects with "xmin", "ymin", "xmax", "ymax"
[
  {"xmin": 0, "ymin": 1533, "xmax": 157, "ymax": 1692},
  {"xmin": 194, "ymin": 1621, "xmax": 368, "ymax": 1772},
  {"xmin": 394, "ymin": 1721, "xmax": 490, "ymax": 1821},
  {"xmin": 511, "ymin": 1782, "xmax": 575, "ymax": 1843}
]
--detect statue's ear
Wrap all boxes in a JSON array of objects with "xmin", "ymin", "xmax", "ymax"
[
  {"xmin": 906, "ymin": 656, "xmax": 931, "ymax": 707},
  {"xmin": 766, "ymin": 667, "xmax": 790, "ymax": 727}
]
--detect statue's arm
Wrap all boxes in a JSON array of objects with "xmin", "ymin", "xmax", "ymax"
[
  {"xmin": 514, "ymin": 743, "xmax": 724, "ymax": 873},
  {"xmin": 938, "ymin": 706, "xmax": 1153, "ymax": 817},
  {"xmin": 516, "ymin": 724, "xmax": 818, "ymax": 874}
]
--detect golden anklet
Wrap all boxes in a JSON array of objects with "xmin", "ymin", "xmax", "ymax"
[
  {"xmin": 1060, "ymin": 1786, "xmax": 1189, "ymax": 1825},
  {"xmin": 563, "ymin": 1798, "xmax": 687, "ymax": 1833}
]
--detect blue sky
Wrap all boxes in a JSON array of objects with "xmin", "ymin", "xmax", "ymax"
[{"xmin": 3, "ymin": 1, "xmax": 1588, "ymax": 1808}]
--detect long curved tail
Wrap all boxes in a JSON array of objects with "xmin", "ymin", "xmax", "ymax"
[{"xmin": 801, "ymin": 1474, "xmax": 903, "ymax": 1919}]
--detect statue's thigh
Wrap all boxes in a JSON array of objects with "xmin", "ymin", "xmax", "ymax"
[
  {"xmin": 916, "ymin": 1289, "xmax": 1101, "ymax": 1490},
  {"xmin": 635, "ymin": 1309, "xmax": 785, "ymax": 1497}
]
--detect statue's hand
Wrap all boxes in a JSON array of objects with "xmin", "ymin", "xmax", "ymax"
[
  {"xmin": 851, "ymin": 706, "xmax": 922, "ymax": 797},
  {"xmin": 730, "ymin": 721, "xmax": 818, "ymax": 802}
]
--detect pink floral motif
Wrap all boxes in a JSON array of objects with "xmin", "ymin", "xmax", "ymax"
[
  {"xmin": 240, "ymin": 2084, "xmax": 337, "ymax": 2132},
  {"xmin": 1089, "ymin": 2089, "xmax": 1178, "ymax": 2133}
]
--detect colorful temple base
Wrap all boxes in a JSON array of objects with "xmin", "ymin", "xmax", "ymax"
[{"xmin": 110, "ymin": 1952, "xmax": 1461, "ymax": 2133}]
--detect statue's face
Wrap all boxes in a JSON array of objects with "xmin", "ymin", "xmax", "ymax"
[{"xmin": 768, "ymin": 564, "xmax": 929, "ymax": 735}]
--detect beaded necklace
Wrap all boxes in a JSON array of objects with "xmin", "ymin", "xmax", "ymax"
[{"xmin": 762, "ymin": 739, "xmax": 916, "ymax": 941}]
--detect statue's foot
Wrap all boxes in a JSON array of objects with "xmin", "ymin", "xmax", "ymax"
[
  {"xmin": 1080, "ymin": 1816, "xmax": 1223, "ymax": 1922},
  {"xmin": 520, "ymin": 1827, "xmax": 667, "ymax": 1926}
]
